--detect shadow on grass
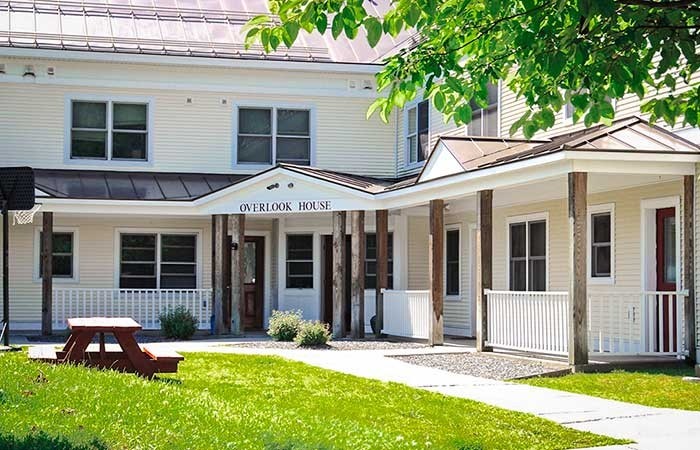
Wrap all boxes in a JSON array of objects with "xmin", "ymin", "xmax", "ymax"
[
  {"xmin": 153, "ymin": 376, "xmax": 182, "ymax": 385},
  {"xmin": 0, "ymin": 431, "xmax": 108, "ymax": 450}
]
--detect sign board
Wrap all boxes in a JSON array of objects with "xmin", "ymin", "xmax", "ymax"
[{"xmin": 238, "ymin": 200, "xmax": 333, "ymax": 214}]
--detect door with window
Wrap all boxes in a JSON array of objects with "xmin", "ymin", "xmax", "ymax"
[
  {"xmin": 242, "ymin": 236, "xmax": 265, "ymax": 329},
  {"xmin": 655, "ymin": 207, "xmax": 677, "ymax": 352}
]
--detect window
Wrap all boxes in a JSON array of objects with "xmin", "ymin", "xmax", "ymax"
[
  {"xmin": 589, "ymin": 204, "xmax": 615, "ymax": 282},
  {"xmin": 406, "ymin": 100, "xmax": 429, "ymax": 165},
  {"xmin": 365, "ymin": 233, "xmax": 394, "ymax": 290},
  {"xmin": 466, "ymin": 83, "xmax": 499, "ymax": 136},
  {"xmin": 286, "ymin": 234, "xmax": 313, "ymax": 288},
  {"xmin": 39, "ymin": 232, "xmax": 74, "ymax": 278},
  {"xmin": 70, "ymin": 100, "xmax": 149, "ymax": 161},
  {"xmin": 509, "ymin": 217, "xmax": 546, "ymax": 291},
  {"xmin": 237, "ymin": 107, "xmax": 311, "ymax": 166},
  {"xmin": 445, "ymin": 228, "xmax": 460, "ymax": 296},
  {"xmin": 119, "ymin": 233, "xmax": 197, "ymax": 289}
]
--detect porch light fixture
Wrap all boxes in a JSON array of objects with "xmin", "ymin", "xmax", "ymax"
[
  {"xmin": 22, "ymin": 65, "xmax": 36, "ymax": 79},
  {"xmin": 231, "ymin": 242, "xmax": 239, "ymax": 250},
  {"xmin": 266, "ymin": 183, "xmax": 279, "ymax": 190},
  {"xmin": 287, "ymin": 183, "xmax": 294, "ymax": 189}
]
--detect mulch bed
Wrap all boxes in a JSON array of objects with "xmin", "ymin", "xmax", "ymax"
[{"xmin": 391, "ymin": 352, "xmax": 566, "ymax": 380}]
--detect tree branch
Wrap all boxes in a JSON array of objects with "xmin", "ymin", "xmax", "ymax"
[{"xmin": 618, "ymin": 0, "xmax": 699, "ymax": 8}]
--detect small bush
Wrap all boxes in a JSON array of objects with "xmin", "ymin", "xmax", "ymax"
[
  {"xmin": 267, "ymin": 310, "xmax": 303, "ymax": 341},
  {"xmin": 294, "ymin": 321, "xmax": 331, "ymax": 347},
  {"xmin": 159, "ymin": 306, "xmax": 198, "ymax": 340}
]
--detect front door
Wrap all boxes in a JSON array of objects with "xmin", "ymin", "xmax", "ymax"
[
  {"xmin": 243, "ymin": 236, "xmax": 265, "ymax": 330},
  {"xmin": 655, "ymin": 207, "xmax": 677, "ymax": 352}
]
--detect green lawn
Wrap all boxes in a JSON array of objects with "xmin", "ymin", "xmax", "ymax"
[
  {"xmin": 0, "ymin": 352, "xmax": 622, "ymax": 450},
  {"xmin": 521, "ymin": 367, "xmax": 700, "ymax": 411}
]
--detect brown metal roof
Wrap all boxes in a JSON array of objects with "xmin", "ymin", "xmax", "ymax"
[
  {"xmin": 35, "ymin": 168, "xmax": 249, "ymax": 200},
  {"xmin": 279, "ymin": 164, "xmax": 407, "ymax": 194}
]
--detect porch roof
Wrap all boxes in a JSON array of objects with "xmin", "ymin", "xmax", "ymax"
[
  {"xmin": 418, "ymin": 116, "xmax": 700, "ymax": 183},
  {"xmin": 34, "ymin": 165, "xmax": 409, "ymax": 201}
]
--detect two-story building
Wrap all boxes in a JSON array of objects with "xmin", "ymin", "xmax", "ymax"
[{"xmin": 1, "ymin": 0, "xmax": 699, "ymax": 369}]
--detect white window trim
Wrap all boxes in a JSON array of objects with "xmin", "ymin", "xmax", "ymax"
[
  {"xmin": 33, "ymin": 226, "xmax": 80, "ymax": 283},
  {"xmin": 445, "ymin": 223, "xmax": 461, "ymax": 301},
  {"xmin": 505, "ymin": 212, "xmax": 549, "ymax": 291},
  {"xmin": 64, "ymin": 94, "xmax": 154, "ymax": 167},
  {"xmin": 463, "ymin": 80, "xmax": 501, "ymax": 137},
  {"xmin": 112, "ymin": 228, "xmax": 203, "ymax": 289},
  {"xmin": 403, "ymin": 98, "xmax": 430, "ymax": 170},
  {"xmin": 232, "ymin": 101, "xmax": 316, "ymax": 171},
  {"xmin": 587, "ymin": 203, "xmax": 615, "ymax": 285}
]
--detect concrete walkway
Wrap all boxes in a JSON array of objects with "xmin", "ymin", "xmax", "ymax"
[
  {"xmin": 24, "ymin": 336, "xmax": 700, "ymax": 449},
  {"xmin": 144, "ymin": 339, "xmax": 700, "ymax": 450}
]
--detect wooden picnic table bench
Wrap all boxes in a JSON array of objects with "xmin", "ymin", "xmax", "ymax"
[{"xmin": 28, "ymin": 317, "xmax": 183, "ymax": 378}]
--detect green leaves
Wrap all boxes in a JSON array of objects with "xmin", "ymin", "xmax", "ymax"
[
  {"xmin": 246, "ymin": 0, "xmax": 700, "ymax": 136},
  {"xmin": 364, "ymin": 17, "xmax": 382, "ymax": 48}
]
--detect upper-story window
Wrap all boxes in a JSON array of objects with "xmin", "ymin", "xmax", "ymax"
[
  {"xmin": 466, "ymin": 83, "xmax": 499, "ymax": 136},
  {"xmin": 236, "ymin": 107, "xmax": 312, "ymax": 167},
  {"xmin": 406, "ymin": 100, "xmax": 430, "ymax": 166},
  {"xmin": 70, "ymin": 100, "xmax": 149, "ymax": 161}
]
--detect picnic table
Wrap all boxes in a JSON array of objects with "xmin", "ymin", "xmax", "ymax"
[{"xmin": 28, "ymin": 317, "xmax": 183, "ymax": 378}]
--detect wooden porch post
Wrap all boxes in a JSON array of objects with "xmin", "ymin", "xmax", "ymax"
[
  {"xmin": 350, "ymin": 210, "xmax": 365, "ymax": 339},
  {"xmin": 683, "ymin": 175, "xmax": 696, "ymax": 363},
  {"xmin": 41, "ymin": 212, "xmax": 53, "ymax": 336},
  {"xmin": 568, "ymin": 172, "xmax": 588, "ymax": 367},
  {"xmin": 476, "ymin": 190, "xmax": 492, "ymax": 352},
  {"xmin": 375, "ymin": 209, "xmax": 389, "ymax": 337},
  {"xmin": 230, "ymin": 214, "xmax": 245, "ymax": 335},
  {"xmin": 332, "ymin": 211, "xmax": 346, "ymax": 338},
  {"xmin": 429, "ymin": 200, "xmax": 444, "ymax": 346},
  {"xmin": 212, "ymin": 214, "xmax": 227, "ymax": 335}
]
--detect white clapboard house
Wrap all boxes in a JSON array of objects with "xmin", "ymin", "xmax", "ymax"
[{"xmin": 1, "ymin": 1, "xmax": 699, "ymax": 368}]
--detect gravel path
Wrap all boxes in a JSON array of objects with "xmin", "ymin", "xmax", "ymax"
[
  {"xmin": 391, "ymin": 352, "xmax": 566, "ymax": 380},
  {"xmin": 226, "ymin": 339, "xmax": 427, "ymax": 351}
]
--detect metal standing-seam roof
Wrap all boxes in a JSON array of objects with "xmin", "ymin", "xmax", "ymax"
[
  {"xmin": 0, "ymin": 0, "xmax": 420, "ymax": 64},
  {"xmin": 34, "ymin": 168, "xmax": 250, "ymax": 200}
]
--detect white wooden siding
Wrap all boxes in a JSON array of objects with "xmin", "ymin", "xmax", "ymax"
[
  {"xmin": 0, "ymin": 59, "xmax": 395, "ymax": 177},
  {"xmin": 406, "ymin": 212, "xmax": 475, "ymax": 335}
]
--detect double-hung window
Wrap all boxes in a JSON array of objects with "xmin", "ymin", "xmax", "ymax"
[
  {"xmin": 445, "ymin": 228, "xmax": 460, "ymax": 296},
  {"xmin": 509, "ymin": 216, "xmax": 547, "ymax": 291},
  {"xmin": 237, "ymin": 107, "xmax": 311, "ymax": 166},
  {"xmin": 70, "ymin": 100, "xmax": 149, "ymax": 161},
  {"xmin": 365, "ymin": 233, "xmax": 394, "ymax": 290},
  {"xmin": 589, "ymin": 204, "xmax": 614, "ymax": 282},
  {"xmin": 38, "ymin": 231, "xmax": 75, "ymax": 279},
  {"xmin": 467, "ymin": 83, "xmax": 499, "ymax": 136},
  {"xmin": 119, "ymin": 233, "xmax": 197, "ymax": 289},
  {"xmin": 286, "ymin": 234, "xmax": 314, "ymax": 288},
  {"xmin": 406, "ymin": 100, "xmax": 429, "ymax": 165}
]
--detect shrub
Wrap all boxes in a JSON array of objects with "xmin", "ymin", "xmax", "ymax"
[
  {"xmin": 159, "ymin": 306, "xmax": 198, "ymax": 340},
  {"xmin": 267, "ymin": 310, "xmax": 304, "ymax": 341},
  {"xmin": 294, "ymin": 321, "xmax": 331, "ymax": 347}
]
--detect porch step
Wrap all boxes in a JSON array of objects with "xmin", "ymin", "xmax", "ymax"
[{"xmin": 28, "ymin": 346, "xmax": 58, "ymax": 362}]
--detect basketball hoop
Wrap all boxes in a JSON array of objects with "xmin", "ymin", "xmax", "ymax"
[{"xmin": 12, "ymin": 204, "xmax": 41, "ymax": 225}]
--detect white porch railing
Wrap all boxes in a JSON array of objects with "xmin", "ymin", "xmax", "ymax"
[
  {"xmin": 382, "ymin": 289, "xmax": 431, "ymax": 339},
  {"xmin": 486, "ymin": 290, "xmax": 569, "ymax": 355},
  {"xmin": 52, "ymin": 288, "xmax": 212, "ymax": 331},
  {"xmin": 588, "ymin": 291, "xmax": 687, "ymax": 356}
]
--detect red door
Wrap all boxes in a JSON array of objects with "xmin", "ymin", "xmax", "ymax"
[{"xmin": 655, "ymin": 207, "xmax": 677, "ymax": 352}]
